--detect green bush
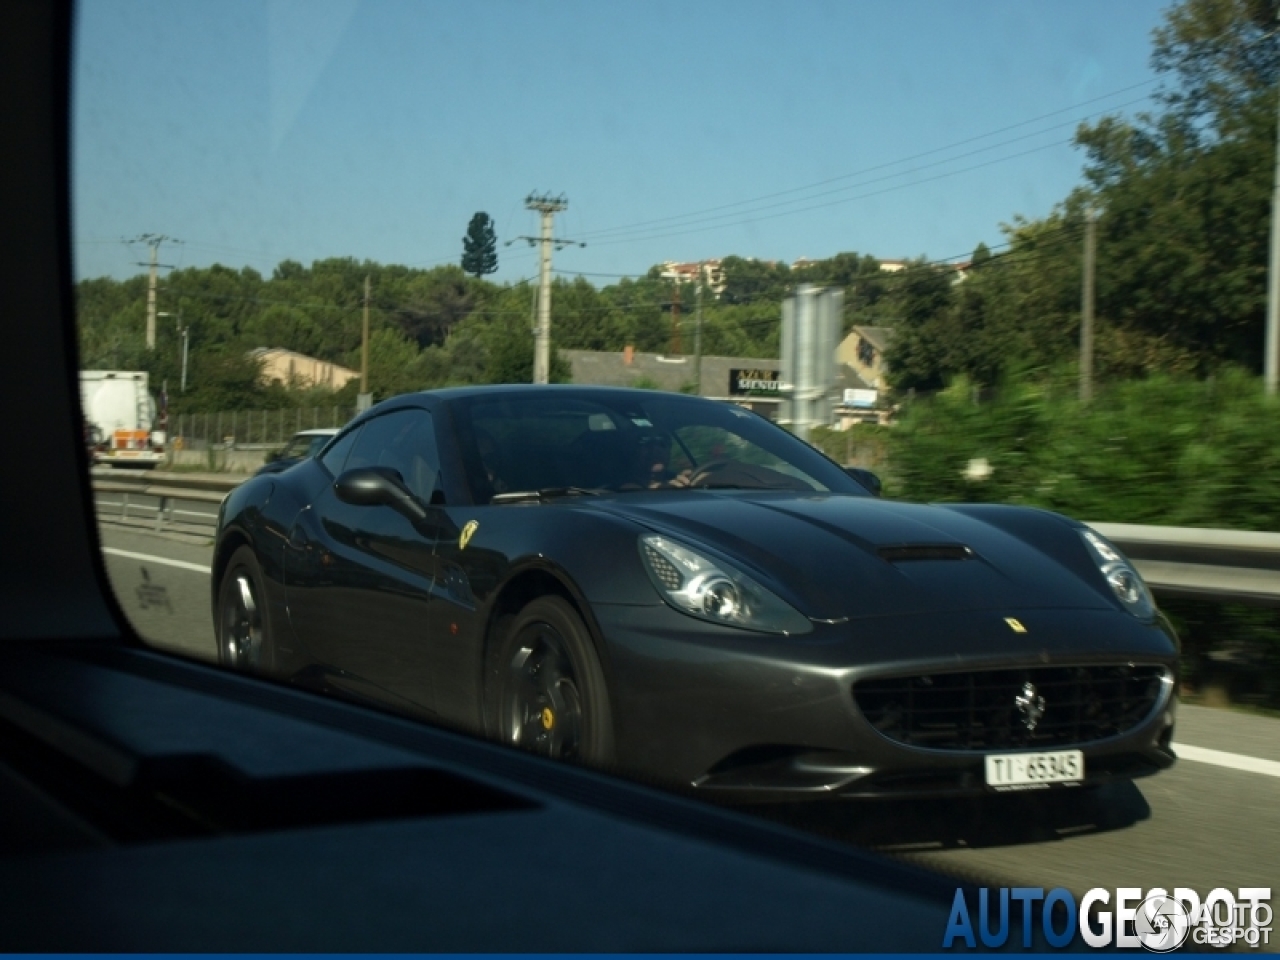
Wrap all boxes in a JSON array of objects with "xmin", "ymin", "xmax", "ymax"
[
  {"xmin": 889, "ymin": 368, "xmax": 1280, "ymax": 528},
  {"xmin": 809, "ymin": 424, "xmax": 892, "ymax": 485},
  {"xmin": 887, "ymin": 369, "xmax": 1280, "ymax": 704}
]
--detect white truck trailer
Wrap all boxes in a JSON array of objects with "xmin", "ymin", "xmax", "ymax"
[{"xmin": 79, "ymin": 370, "xmax": 164, "ymax": 468}]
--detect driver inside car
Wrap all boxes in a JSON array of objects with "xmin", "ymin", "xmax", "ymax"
[{"xmin": 633, "ymin": 433, "xmax": 693, "ymax": 489}]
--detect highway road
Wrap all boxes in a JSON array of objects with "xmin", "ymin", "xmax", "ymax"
[
  {"xmin": 97, "ymin": 517, "xmax": 1278, "ymax": 928},
  {"xmin": 99, "ymin": 521, "xmax": 217, "ymax": 663}
]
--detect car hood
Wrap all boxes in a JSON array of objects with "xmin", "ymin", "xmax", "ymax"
[{"xmin": 589, "ymin": 492, "xmax": 1113, "ymax": 621}]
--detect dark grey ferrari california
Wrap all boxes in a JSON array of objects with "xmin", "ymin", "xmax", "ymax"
[{"xmin": 212, "ymin": 385, "xmax": 1178, "ymax": 801}]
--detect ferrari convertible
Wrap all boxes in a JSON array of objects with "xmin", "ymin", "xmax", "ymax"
[{"xmin": 212, "ymin": 385, "xmax": 1178, "ymax": 800}]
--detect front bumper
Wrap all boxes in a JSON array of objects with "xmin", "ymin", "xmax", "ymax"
[{"xmin": 595, "ymin": 603, "xmax": 1179, "ymax": 802}]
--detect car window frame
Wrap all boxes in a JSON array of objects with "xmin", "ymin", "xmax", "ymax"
[{"xmin": 318, "ymin": 424, "xmax": 362, "ymax": 477}]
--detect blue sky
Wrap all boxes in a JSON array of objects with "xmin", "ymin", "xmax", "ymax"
[{"xmin": 73, "ymin": 0, "xmax": 1172, "ymax": 286}]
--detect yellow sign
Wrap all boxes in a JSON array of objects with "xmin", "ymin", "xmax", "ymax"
[
  {"xmin": 459, "ymin": 519, "xmax": 479, "ymax": 551},
  {"xmin": 1004, "ymin": 617, "xmax": 1027, "ymax": 634}
]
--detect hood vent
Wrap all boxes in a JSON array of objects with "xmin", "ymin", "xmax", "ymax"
[{"xmin": 878, "ymin": 544, "xmax": 973, "ymax": 563}]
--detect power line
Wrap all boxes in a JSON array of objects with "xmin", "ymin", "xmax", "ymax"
[
  {"xmin": 553, "ymin": 268, "xmax": 654, "ymax": 279},
  {"xmin": 588, "ymin": 137, "xmax": 1082, "ymax": 248},
  {"xmin": 577, "ymin": 82, "xmax": 1159, "ymax": 241},
  {"xmin": 535, "ymin": 227, "xmax": 1091, "ymax": 340},
  {"xmin": 551, "ymin": 220, "xmax": 1085, "ymax": 291}
]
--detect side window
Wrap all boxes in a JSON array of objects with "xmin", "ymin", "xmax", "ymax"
[
  {"xmin": 346, "ymin": 409, "xmax": 440, "ymax": 502},
  {"xmin": 319, "ymin": 426, "xmax": 361, "ymax": 476}
]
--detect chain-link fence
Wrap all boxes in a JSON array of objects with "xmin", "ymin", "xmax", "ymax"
[{"xmin": 168, "ymin": 407, "xmax": 358, "ymax": 451}]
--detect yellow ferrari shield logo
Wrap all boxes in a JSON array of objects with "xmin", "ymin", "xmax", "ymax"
[
  {"xmin": 459, "ymin": 520, "xmax": 479, "ymax": 551},
  {"xmin": 1004, "ymin": 617, "xmax": 1027, "ymax": 634}
]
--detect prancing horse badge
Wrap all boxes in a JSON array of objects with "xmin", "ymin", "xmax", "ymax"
[{"xmin": 459, "ymin": 520, "xmax": 479, "ymax": 551}]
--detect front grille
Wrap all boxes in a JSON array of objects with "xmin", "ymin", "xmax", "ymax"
[{"xmin": 854, "ymin": 665, "xmax": 1166, "ymax": 751}]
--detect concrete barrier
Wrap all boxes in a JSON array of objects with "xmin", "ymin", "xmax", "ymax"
[{"xmin": 166, "ymin": 449, "xmax": 268, "ymax": 474}]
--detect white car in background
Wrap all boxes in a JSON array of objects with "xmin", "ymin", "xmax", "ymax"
[{"xmin": 255, "ymin": 428, "xmax": 339, "ymax": 476}]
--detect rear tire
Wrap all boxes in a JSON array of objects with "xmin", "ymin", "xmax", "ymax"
[
  {"xmin": 217, "ymin": 546, "xmax": 275, "ymax": 674},
  {"xmin": 491, "ymin": 597, "xmax": 614, "ymax": 765}
]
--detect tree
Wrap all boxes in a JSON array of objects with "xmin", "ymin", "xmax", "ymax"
[
  {"xmin": 1151, "ymin": 0, "xmax": 1279, "ymax": 139},
  {"xmin": 882, "ymin": 262, "xmax": 955, "ymax": 391},
  {"xmin": 718, "ymin": 255, "xmax": 791, "ymax": 306},
  {"xmin": 868, "ymin": 0, "xmax": 1280, "ymax": 389},
  {"xmin": 342, "ymin": 328, "xmax": 426, "ymax": 401},
  {"xmin": 1072, "ymin": 0, "xmax": 1277, "ymax": 375},
  {"xmin": 392, "ymin": 266, "xmax": 477, "ymax": 348},
  {"xmin": 483, "ymin": 312, "xmax": 571, "ymax": 384},
  {"xmin": 461, "ymin": 212, "xmax": 498, "ymax": 278}
]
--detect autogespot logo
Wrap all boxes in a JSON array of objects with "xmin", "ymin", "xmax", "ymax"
[
  {"xmin": 1133, "ymin": 894, "xmax": 1191, "ymax": 953},
  {"xmin": 942, "ymin": 886, "xmax": 1273, "ymax": 951}
]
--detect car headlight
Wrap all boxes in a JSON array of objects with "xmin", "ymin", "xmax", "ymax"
[
  {"xmin": 638, "ymin": 534, "xmax": 812, "ymax": 635},
  {"xmin": 1080, "ymin": 528, "xmax": 1155, "ymax": 620}
]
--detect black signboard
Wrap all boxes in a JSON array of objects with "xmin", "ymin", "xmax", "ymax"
[{"xmin": 729, "ymin": 368, "xmax": 781, "ymax": 395}]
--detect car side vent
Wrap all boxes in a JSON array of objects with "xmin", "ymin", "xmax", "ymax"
[{"xmin": 877, "ymin": 544, "xmax": 973, "ymax": 563}]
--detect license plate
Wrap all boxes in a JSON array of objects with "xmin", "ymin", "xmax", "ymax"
[{"xmin": 984, "ymin": 750, "xmax": 1083, "ymax": 789}]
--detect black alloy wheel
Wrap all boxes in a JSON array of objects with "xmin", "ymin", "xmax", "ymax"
[
  {"xmin": 217, "ymin": 546, "xmax": 273, "ymax": 673},
  {"xmin": 495, "ymin": 597, "xmax": 614, "ymax": 765}
]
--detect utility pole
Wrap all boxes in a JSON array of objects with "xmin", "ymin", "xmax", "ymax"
[
  {"xmin": 129, "ymin": 234, "xmax": 179, "ymax": 350},
  {"xmin": 1080, "ymin": 208, "xmax": 1097, "ymax": 404},
  {"xmin": 694, "ymin": 273, "xmax": 704, "ymax": 396},
  {"xmin": 532, "ymin": 197, "xmax": 558, "ymax": 384},
  {"xmin": 669, "ymin": 282, "xmax": 682, "ymax": 355},
  {"xmin": 1266, "ymin": 30, "xmax": 1280, "ymax": 395},
  {"xmin": 509, "ymin": 193, "xmax": 583, "ymax": 384},
  {"xmin": 158, "ymin": 309, "xmax": 189, "ymax": 391},
  {"xmin": 358, "ymin": 274, "xmax": 372, "ymax": 412},
  {"xmin": 147, "ymin": 242, "xmax": 158, "ymax": 350}
]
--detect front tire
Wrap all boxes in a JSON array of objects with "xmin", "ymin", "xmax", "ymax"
[
  {"xmin": 217, "ymin": 545, "xmax": 275, "ymax": 674},
  {"xmin": 492, "ymin": 597, "xmax": 614, "ymax": 765}
]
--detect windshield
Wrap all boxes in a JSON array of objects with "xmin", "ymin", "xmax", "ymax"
[{"xmin": 456, "ymin": 391, "xmax": 862, "ymax": 501}]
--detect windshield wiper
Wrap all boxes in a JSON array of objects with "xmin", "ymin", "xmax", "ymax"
[{"xmin": 490, "ymin": 486, "xmax": 600, "ymax": 504}]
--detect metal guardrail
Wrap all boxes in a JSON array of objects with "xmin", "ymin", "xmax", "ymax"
[
  {"xmin": 91, "ymin": 469, "xmax": 237, "ymax": 533},
  {"xmin": 87, "ymin": 471, "xmax": 1280, "ymax": 605},
  {"xmin": 1088, "ymin": 522, "xmax": 1280, "ymax": 606}
]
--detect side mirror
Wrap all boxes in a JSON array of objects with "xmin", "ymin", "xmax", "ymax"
[
  {"xmin": 335, "ymin": 466, "xmax": 428, "ymax": 522},
  {"xmin": 845, "ymin": 467, "xmax": 882, "ymax": 498}
]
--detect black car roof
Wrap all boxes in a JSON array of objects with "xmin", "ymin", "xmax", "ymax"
[{"xmin": 386, "ymin": 384, "xmax": 722, "ymax": 405}]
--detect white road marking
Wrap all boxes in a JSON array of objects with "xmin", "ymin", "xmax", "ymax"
[
  {"xmin": 1173, "ymin": 742, "xmax": 1280, "ymax": 779},
  {"xmin": 102, "ymin": 547, "xmax": 210, "ymax": 575}
]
